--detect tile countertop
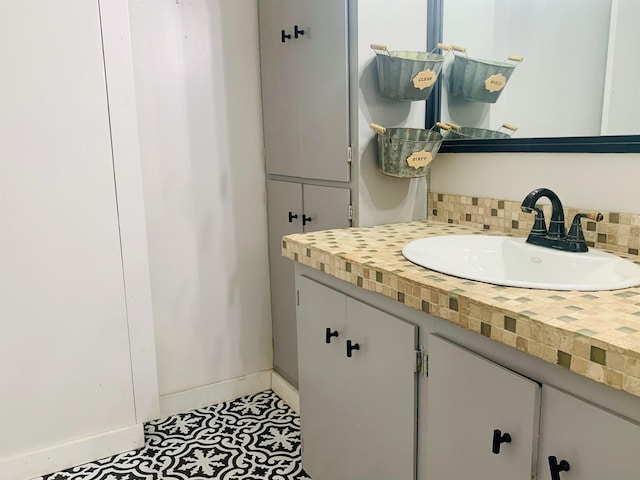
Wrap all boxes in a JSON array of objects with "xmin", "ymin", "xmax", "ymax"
[{"xmin": 282, "ymin": 220, "xmax": 640, "ymax": 399}]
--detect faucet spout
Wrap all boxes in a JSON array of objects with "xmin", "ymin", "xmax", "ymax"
[{"xmin": 520, "ymin": 187, "xmax": 566, "ymax": 238}]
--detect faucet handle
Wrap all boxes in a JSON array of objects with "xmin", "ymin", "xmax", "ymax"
[{"xmin": 567, "ymin": 212, "xmax": 603, "ymax": 252}]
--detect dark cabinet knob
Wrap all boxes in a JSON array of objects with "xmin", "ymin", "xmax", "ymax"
[
  {"xmin": 548, "ymin": 456, "xmax": 570, "ymax": 480},
  {"xmin": 302, "ymin": 215, "xmax": 312, "ymax": 226},
  {"xmin": 281, "ymin": 29, "xmax": 291, "ymax": 43},
  {"xmin": 491, "ymin": 429, "xmax": 512, "ymax": 454},
  {"xmin": 346, "ymin": 340, "xmax": 360, "ymax": 357},
  {"xmin": 325, "ymin": 327, "xmax": 338, "ymax": 344},
  {"xmin": 288, "ymin": 211, "xmax": 298, "ymax": 223},
  {"xmin": 294, "ymin": 25, "xmax": 305, "ymax": 38}
]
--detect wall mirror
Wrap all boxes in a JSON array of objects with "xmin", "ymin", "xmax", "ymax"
[{"xmin": 427, "ymin": 0, "xmax": 640, "ymax": 153}]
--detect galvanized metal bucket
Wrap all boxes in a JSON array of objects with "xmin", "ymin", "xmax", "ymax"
[
  {"xmin": 370, "ymin": 122, "xmax": 450, "ymax": 178},
  {"xmin": 372, "ymin": 43, "xmax": 451, "ymax": 102},
  {"xmin": 444, "ymin": 122, "xmax": 518, "ymax": 140},
  {"xmin": 448, "ymin": 46, "xmax": 523, "ymax": 103}
]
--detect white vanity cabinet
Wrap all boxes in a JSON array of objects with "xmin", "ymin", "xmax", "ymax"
[
  {"xmin": 537, "ymin": 385, "xmax": 640, "ymax": 480},
  {"xmin": 259, "ymin": 0, "xmax": 350, "ymax": 182},
  {"xmin": 296, "ymin": 275, "xmax": 418, "ymax": 480},
  {"xmin": 426, "ymin": 335, "xmax": 541, "ymax": 480}
]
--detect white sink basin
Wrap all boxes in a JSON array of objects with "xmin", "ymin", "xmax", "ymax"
[{"xmin": 402, "ymin": 235, "xmax": 640, "ymax": 291}]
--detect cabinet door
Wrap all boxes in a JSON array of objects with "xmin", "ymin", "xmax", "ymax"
[
  {"xmin": 297, "ymin": 276, "xmax": 417, "ymax": 480},
  {"xmin": 294, "ymin": 0, "xmax": 350, "ymax": 182},
  {"xmin": 302, "ymin": 184, "xmax": 351, "ymax": 232},
  {"xmin": 259, "ymin": 0, "xmax": 301, "ymax": 178},
  {"xmin": 259, "ymin": 0, "xmax": 350, "ymax": 182},
  {"xmin": 426, "ymin": 335, "xmax": 540, "ymax": 480},
  {"xmin": 296, "ymin": 275, "xmax": 349, "ymax": 479},
  {"xmin": 537, "ymin": 385, "xmax": 640, "ymax": 480},
  {"xmin": 342, "ymin": 298, "xmax": 417, "ymax": 480},
  {"xmin": 267, "ymin": 180, "xmax": 303, "ymax": 384}
]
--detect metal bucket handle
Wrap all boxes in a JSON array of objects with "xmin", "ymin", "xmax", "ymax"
[
  {"xmin": 370, "ymin": 123, "xmax": 387, "ymax": 135},
  {"xmin": 433, "ymin": 122, "xmax": 452, "ymax": 132},
  {"xmin": 498, "ymin": 123, "xmax": 518, "ymax": 136},
  {"xmin": 371, "ymin": 44, "xmax": 394, "ymax": 60},
  {"xmin": 371, "ymin": 43, "xmax": 452, "ymax": 61},
  {"xmin": 451, "ymin": 45, "xmax": 523, "ymax": 65},
  {"xmin": 445, "ymin": 122, "xmax": 462, "ymax": 132}
]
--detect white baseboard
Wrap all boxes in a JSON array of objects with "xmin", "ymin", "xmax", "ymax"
[
  {"xmin": 159, "ymin": 370, "xmax": 272, "ymax": 419},
  {"xmin": 1, "ymin": 423, "xmax": 144, "ymax": 480},
  {"xmin": 271, "ymin": 371, "xmax": 300, "ymax": 414}
]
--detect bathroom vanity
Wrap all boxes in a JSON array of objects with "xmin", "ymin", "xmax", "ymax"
[{"xmin": 285, "ymin": 221, "xmax": 640, "ymax": 480}]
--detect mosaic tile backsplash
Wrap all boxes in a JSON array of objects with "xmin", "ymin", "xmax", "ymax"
[
  {"xmin": 428, "ymin": 192, "xmax": 640, "ymax": 256},
  {"xmin": 282, "ymin": 201, "xmax": 640, "ymax": 400}
]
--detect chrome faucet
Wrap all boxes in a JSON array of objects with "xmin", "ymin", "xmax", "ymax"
[{"xmin": 520, "ymin": 188, "xmax": 603, "ymax": 252}]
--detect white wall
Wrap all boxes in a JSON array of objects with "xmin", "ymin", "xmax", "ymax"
[
  {"xmin": 0, "ymin": 1, "xmax": 144, "ymax": 478},
  {"xmin": 352, "ymin": 0, "xmax": 429, "ymax": 227},
  {"xmin": 128, "ymin": 0, "xmax": 272, "ymax": 401},
  {"xmin": 431, "ymin": 152, "xmax": 640, "ymax": 214}
]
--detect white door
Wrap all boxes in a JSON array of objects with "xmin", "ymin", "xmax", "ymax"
[
  {"xmin": 537, "ymin": 385, "xmax": 640, "ymax": 480},
  {"xmin": 0, "ymin": 0, "xmax": 135, "ymax": 462},
  {"xmin": 426, "ymin": 335, "xmax": 540, "ymax": 480}
]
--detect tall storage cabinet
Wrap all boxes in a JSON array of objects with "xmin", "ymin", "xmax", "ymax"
[
  {"xmin": 260, "ymin": 0, "xmax": 430, "ymax": 386},
  {"xmin": 260, "ymin": 0, "xmax": 352, "ymax": 386}
]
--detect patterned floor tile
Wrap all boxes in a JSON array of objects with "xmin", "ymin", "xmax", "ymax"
[{"xmin": 37, "ymin": 391, "xmax": 311, "ymax": 480}]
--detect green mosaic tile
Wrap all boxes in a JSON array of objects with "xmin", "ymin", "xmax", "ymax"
[
  {"xmin": 376, "ymin": 271, "xmax": 383, "ymax": 283},
  {"xmin": 590, "ymin": 346, "xmax": 607, "ymax": 365},
  {"xmin": 481, "ymin": 322, "xmax": 492, "ymax": 337},
  {"xmin": 577, "ymin": 329, "xmax": 598, "ymax": 337},
  {"xmin": 558, "ymin": 316, "xmax": 578, "ymax": 323},
  {"xmin": 610, "ymin": 212, "xmax": 620, "ymax": 223},
  {"xmin": 617, "ymin": 326, "xmax": 639, "ymax": 334},
  {"xmin": 564, "ymin": 305, "xmax": 584, "ymax": 311},
  {"xmin": 320, "ymin": 263, "xmax": 325, "ymax": 272},
  {"xmin": 306, "ymin": 248, "xmax": 311, "ymax": 257},
  {"xmin": 422, "ymin": 300, "xmax": 430, "ymax": 313},
  {"xmin": 449, "ymin": 297, "xmax": 459, "ymax": 312},
  {"xmin": 548, "ymin": 295, "xmax": 567, "ymax": 301},
  {"xmin": 345, "ymin": 262, "xmax": 352, "ymax": 273},
  {"xmin": 397, "ymin": 292, "xmax": 405, "ymax": 303},
  {"xmin": 504, "ymin": 316, "xmax": 516, "ymax": 333},
  {"xmin": 282, "ymin": 240, "xmax": 287, "ymax": 248},
  {"xmin": 493, "ymin": 296, "xmax": 510, "ymax": 303},
  {"xmin": 515, "ymin": 297, "xmax": 533, "ymax": 303},
  {"xmin": 357, "ymin": 276, "xmax": 363, "ymax": 287},
  {"xmin": 557, "ymin": 351, "xmax": 572, "ymax": 369},
  {"xmin": 615, "ymin": 291, "xmax": 639, "ymax": 298},
  {"xmin": 581, "ymin": 294, "xmax": 599, "ymax": 300}
]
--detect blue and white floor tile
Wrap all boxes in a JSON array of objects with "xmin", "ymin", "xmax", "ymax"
[{"xmin": 38, "ymin": 390, "xmax": 311, "ymax": 480}]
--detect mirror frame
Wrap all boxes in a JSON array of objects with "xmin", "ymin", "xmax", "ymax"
[{"xmin": 426, "ymin": 0, "xmax": 640, "ymax": 154}]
